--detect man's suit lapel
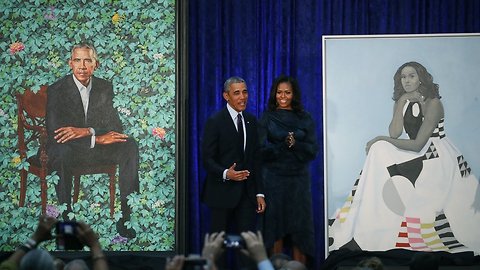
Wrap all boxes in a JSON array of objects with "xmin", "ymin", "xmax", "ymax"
[
  {"xmin": 87, "ymin": 76, "xmax": 101, "ymax": 122},
  {"xmin": 65, "ymin": 75, "xmax": 86, "ymax": 119},
  {"xmin": 221, "ymin": 108, "xmax": 246, "ymax": 160},
  {"xmin": 221, "ymin": 108, "xmax": 237, "ymax": 135}
]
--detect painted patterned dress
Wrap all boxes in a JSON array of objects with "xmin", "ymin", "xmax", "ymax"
[{"xmin": 329, "ymin": 101, "xmax": 480, "ymax": 254}]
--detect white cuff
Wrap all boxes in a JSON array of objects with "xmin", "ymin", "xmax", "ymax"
[
  {"xmin": 257, "ymin": 259, "xmax": 274, "ymax": 270},
  {"xmin": 90, "ymin": 135, "xmax": 96, "ymax": 148},
  {"xmin": 223, "ymin": 169, "xmax": 229, "ymax": 181},
  {"xmin": 24, "ymin": 238, "xmax": 37, "ymax": 249}
]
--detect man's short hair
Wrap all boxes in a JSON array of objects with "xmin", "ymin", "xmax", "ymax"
[
  {"xmin": 223, "ymin": 76, "xmax": 246, "ymax": 93},
  {"xmin": 20, "ymin": 249, "xmax": 54, "ymax": 270},
  {"xmin": 64, "ymin": 259, "xmax": 89, "ymax": 270},
  {"xmin": 71, "ymin": 42, "xmax": 98, "ymax": 62}
]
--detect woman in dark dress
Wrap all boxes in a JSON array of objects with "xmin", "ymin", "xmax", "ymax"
[{"xmin": 258, "ymin": 75, "xmax": 319, "ymax": 264}]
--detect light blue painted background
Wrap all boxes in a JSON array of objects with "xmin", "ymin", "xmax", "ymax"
[{"xmin": 324, "ymin": 34, "xmax": 480, "ymax": 215}]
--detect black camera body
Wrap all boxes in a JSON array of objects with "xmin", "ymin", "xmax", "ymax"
[
  {"xmin": 223, "ymin": 234, "xmax": 245, "ymax": 249},
  {"xmin": 56, "ymin": 221, "xmax": 84, "ymax": 250}
]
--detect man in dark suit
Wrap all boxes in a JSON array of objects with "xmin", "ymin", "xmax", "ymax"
[
  {"xmin": 46, "ymin": 43, "xmax": 139, "ymax": 238},
  {"xmin": 201, "ymin": 76, "xmax": 266, "ymax": 236}
]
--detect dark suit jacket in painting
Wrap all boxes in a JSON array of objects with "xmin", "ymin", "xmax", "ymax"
[
  {"xmin": 46, "ymin": 75, "xmax": 123, "ymax": 149},
  {"xmin": 201, "ymin": 107, "xmax": 263, "ymax": 209},
  {"xmin": 46, "ymin": 74, "xmax": 139, "ymax": 217}
]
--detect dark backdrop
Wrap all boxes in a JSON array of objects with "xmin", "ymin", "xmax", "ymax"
[{"xmin": 187, "ymin": 0, "xmax": 480, "ymax": 268}]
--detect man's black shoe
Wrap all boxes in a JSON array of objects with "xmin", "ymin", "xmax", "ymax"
[{"xmin": 116, "ymin": 218, "xmax": 136, "ymax": 239}]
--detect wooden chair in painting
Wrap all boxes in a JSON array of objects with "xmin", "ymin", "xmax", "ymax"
[{"xmin": 16, "ymin": 86, "xmax": 118, "ymax": 217}]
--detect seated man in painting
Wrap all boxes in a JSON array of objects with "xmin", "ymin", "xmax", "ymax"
[{"xmin": 46, "ymin": 42, "xmax": 139, "ymax": 238}]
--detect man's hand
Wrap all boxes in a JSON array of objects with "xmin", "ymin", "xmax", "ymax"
[
  {"xmin": 76, "ymin": 221, "xmax": 100, "ymax": 249},
  {"xmin": 256, "ymin": 196, "xmax": 266, "ymax": 213},
  {"xmin": 202, "ymin": 231, "xmax": 225, "ymax": 263},
  {"xmin": 165, "ymin": 255, "xmax": 186, "ymax": 270},
  {"xmin": 226, "ymin": 163, "xmax": 250, "ymax": 181},
  {"xmin": 76, "ymin": 221, "xmax": 108, "ymax": 270},
  {"xmin": 240, "ymin": 231, "xmax": 268, "ymax": 263},
  {"xmin": 95, "ymin": 131, "xmax": 128, "ymax": 145},
  {"xmin": 31, "ymin": 215, "xmax": 57, "ymax": 243},
  {"xmin": 54, "ymin": 127, "xmax": 90, "ymax": 143}
]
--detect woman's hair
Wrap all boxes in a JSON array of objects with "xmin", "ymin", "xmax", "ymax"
[
  {"xmin": 267, "ymin": 75, "xmax": 304, "ymax": 113},
  {"xmin": 19, "ymin": 249, "xmax": 55, "ymax": 270},
  {"xmin": 392, "ymin": 61, "xmax": 441, "ymax": 101}
]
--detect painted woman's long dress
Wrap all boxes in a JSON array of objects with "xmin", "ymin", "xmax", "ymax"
[{"xmin": 329, "ymin": 101, "xmax": 480, "ymax": 254}]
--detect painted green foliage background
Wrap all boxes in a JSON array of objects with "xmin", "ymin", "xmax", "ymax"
[{"xmin": 0, "ymin": 0, "xmax": 176, "ymax": 251}]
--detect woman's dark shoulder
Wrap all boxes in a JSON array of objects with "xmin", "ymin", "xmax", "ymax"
[
  {"xmin": 296, "ymin": 109, "xmax": 314, "ymax": 120},
  {"xmin": 259, "ymin": 110, "xmax": 275, "ymax": 121},
  {"xmin": 295, "ymin": 111, "xmax": 317, "ymax": 129},
  {"xmin": 259, "ymin": 110, "xmax": 274, "ymax": 117}
]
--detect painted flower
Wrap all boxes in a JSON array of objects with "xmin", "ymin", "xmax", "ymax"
[
  {"xmin": 138, "ymin": 87, "xmax": 155, "ymax": 97},
  {"xmin": 9, "ymin": 42, "xmax": 25, "ymax": 55},
  {"xmin": 46, "ymin": 204, "xmax": 60, "ymax": 218},
  {"xmin": 90, "ymin": 203, "xmax": 101, "ymax": 208},
  {"xmin": 11, "ymin": 156, "xmax": 21, "ymax": 166},
  {"xmin": 118, "ymin": 107, "xmax": 131, "ymax": 116},
  {"xmin": 152, "ymin": 127, "xmax": 166, "ymax": 139},
  {"xmin": 112, "ymin": 12, "xmax": 124, "ymax": 24},
  {"xmin": 111, "ymin": 235, "xmax": 128, "ymax": 244},
  {"xmin": 47, "ymin": 61, "xmax": 61, "ymax": 68},
  {"xmin": 153, "ymin": 200, "xmax": 165, "ymax": 208},
  {"xmin": 153, "ymin": 53, "xmax": 164, "ymax": 60},
  {"xmin": 44, "ymin": 6, "xmax": 56, "ymax": 20},
  {"xmin": 139, "ymin": 119, "xmax": 148, "ymax": 130}
]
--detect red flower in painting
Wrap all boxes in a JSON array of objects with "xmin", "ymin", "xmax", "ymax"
[{"xmin": 152, "ymin": 127, "xmax": 166, "ymax": 139}]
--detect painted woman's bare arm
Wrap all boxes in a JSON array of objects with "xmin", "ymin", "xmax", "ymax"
[
  {"xmin": 367, "ymin": 99, "xmax": 443, "ymax": 153},
  {"xmin": 389, "ymin": 98, "xmax": 407, "ymax": 138},
  {"xmin": 386, "ymin": 99, "xmax": 443, "ymax": 152}
]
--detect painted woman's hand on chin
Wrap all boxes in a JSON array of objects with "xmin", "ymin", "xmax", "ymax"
[{"xmin": 402, "ymin": 91, "xmax": 424, "ymax": 103}]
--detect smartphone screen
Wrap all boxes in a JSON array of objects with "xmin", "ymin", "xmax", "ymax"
[{"xmin": 223, "ymin": 234, "xmax": 245, "ymax": 249}]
